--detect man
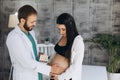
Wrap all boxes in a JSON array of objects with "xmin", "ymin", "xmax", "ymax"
[{"xmin": 6, "ymin": 5, "xmax": 62, "ymax": 80}]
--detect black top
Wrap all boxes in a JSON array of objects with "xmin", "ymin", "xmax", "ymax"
[{"xmin": 54, "ymin": 43, "xmax": 67, "ymax": 57}]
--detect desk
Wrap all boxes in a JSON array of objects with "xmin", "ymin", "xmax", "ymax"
[
  {"xmin": 82, "ymin": 65, "xmax": 108, "ymax": 80},
  {"xmin": 42, "ymin": 65, "xmax": 108, "ymax": 80}
]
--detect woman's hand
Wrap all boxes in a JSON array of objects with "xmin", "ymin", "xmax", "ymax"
[
  {"xmin": 50, "ymin": 73, "xmax": 59, "ymax": 80},
  {"xmin": 53, "ymin": 75, "xmax": 59, "ymax": 80}
]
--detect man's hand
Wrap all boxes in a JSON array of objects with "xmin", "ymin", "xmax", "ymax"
[{"xmin": 39, "ymin": 52, "xmax": 48, "ymax": 62}]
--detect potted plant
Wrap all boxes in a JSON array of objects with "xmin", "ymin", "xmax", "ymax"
[{"xmin": 85, "ymin": 33, "xmax": 120, "ymax": 80}]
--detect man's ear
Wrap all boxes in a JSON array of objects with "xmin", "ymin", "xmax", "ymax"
[
  {"xmin": 20, "ymin": 18, "xmax": 25, "ymax": 22},
  {"xmin": 20, "ymin": 18, "xmax": 25, "ymax": 25}
]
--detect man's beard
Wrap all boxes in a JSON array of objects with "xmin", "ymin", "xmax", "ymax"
[{"xmin": 23, "ymin": 21, "xmax": 33, "ymax": 31}]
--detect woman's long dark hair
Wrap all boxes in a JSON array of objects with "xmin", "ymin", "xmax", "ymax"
[{"xmin": 56, "ymin": 13, "xmax": 79, "ymax": 65}]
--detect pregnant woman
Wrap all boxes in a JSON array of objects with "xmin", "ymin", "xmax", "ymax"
[{"xmin": 49, "ymin": 13, "xmax": 84, "ymax": 80}]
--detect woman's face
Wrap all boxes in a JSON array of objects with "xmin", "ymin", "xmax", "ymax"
[{"xmin": 57, "ymin": 24, "xmax": 66, "ymax": 37}]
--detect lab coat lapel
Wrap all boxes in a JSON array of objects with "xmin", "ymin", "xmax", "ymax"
[{"xmin": 15, "ymin": 26, "xmax": 36, "ymax": 59}]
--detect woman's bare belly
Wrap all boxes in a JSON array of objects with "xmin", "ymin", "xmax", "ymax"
[{"xmin": 49, "ymin": 54, "xmax": 69, "ymax": 70}]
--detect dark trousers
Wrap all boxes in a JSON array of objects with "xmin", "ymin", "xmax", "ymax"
[{"xmin": 50, "ymin": 78, "xmax": 72, "ymax": 80}]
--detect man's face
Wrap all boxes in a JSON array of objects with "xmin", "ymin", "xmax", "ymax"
[{"xmin": 23, "ymin": 14, "xmax": 37, "ymax": 31}]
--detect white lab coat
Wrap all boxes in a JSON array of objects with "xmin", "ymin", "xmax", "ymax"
[
  {"xmin": 6, "ymin": 26, "xmax": 51, "ymax": 80},
  {"xmin": 58, "ymin": 35, "xmax": 85, "ymax": 80}
]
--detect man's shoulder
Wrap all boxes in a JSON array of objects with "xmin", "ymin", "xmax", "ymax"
[
  {"xmin": 7, "ymin": 29, "xmax": 21, "ymax": 41},
  {"xmin": 7, "ymin": 29, "xmax": 16, "ymax": 37}
]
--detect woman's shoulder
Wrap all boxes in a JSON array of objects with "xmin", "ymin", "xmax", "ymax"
[
  {"xmin": 72, "ymin": 35, "xmax": 84, "ymax": 46},
  {"xmin": 74, "ymin": 35, "xmax": 83, "ymax": 41},
  {"xmin": 72, "ymin": 35, "xmax": 84, "ymax": 50}
]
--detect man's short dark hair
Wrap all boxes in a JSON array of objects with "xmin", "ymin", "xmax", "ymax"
[{"xmin": 18, "ymin": 5, "xmax": 37, "ymax": 22}]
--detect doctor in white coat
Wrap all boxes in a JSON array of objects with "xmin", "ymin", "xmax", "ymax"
[{"xmin": 6, "ymin": 5, "xmax": 61, "ymax": 80}]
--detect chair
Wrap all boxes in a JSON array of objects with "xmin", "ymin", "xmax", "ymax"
[{"xmin": 37, "ymin": 43, "xmax": 55, "ymax": 59}]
